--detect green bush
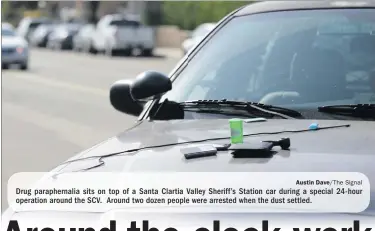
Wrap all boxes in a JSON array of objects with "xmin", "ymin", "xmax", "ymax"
[{"xmin": 162, "ymin": 1, "xmax": 251, "ymax": 30}]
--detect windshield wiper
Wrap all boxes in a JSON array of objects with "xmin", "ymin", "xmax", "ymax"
[
  {"xmin": 180, "ymin": 99, "xmax": 303, "ymax": 119},
  {"xmin": 318, "ymin": 104, "xmax": 375, "ymax": 119}
]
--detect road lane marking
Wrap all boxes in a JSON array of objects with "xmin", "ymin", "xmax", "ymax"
[
  {"xmin": 3, "ymin": 71, "xmax": 108, "ymax": 97},
  {"xmin": 3, "ymin": 102, "xmax": 111, "ymax": 148}
]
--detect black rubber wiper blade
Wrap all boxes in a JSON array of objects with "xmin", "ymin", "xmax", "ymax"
[
  {"xmin": 318, "ymin": 104, "xmax": 375, "ymax": 118},
  {"xmin": 183, "ymin": 108, "xmax": 261, "ymax": 118},
  {"xmin": 181, "ymin": 101, "xmax": 260, "ymax": 118},
  {"xmin": 181, "ymin": 99, "xmax": 303, "ymax": 119}
]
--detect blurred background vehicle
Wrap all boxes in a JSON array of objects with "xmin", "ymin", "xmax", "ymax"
[
  {"xmin": 29, "ymin": 24, "xmax": 55, "ymax": 48},
  {"xmin": 1, "ymin": 23, "xmax": 29, "ymax": 70},
  {"xmin": 46, "ymin": 23, "xmax": 83, "ymax": 50},
  {"xmin": 72, "ymin": 23, "xmax": 97, "ymax": 53},
  {"xmin": 92, "ymin": 14, "xmax": 155, "ymax": 56},
  {"xmin": 16, "ymin": 17, "xmax": 52, "ymax": 42},
  {"xmin": 181, "ymin": 23, "xmax": 216, "ymax": 55},
  {"xmin": 1, "ymin": 0, "xmax": 254, "ymax": 212},
  {"xmin": 2, "ymin": 22, "xmax": 14, "ymax": 30}
]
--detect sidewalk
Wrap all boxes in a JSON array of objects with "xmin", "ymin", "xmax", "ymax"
[{"xmin": 155, "ymin": 47, "xmax": 184, "ymax": 59}]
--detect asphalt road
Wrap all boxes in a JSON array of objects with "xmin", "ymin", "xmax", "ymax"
[{"xmin": 1, "ymin": 48, "xmax": 181, "ymax": 211}]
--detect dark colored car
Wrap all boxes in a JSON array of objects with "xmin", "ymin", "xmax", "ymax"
[
  {"xmin": 46, "ymin": 23, "xmax": 83, "ymax": 50},
  {"xmin": 2, "ymin": 0, "xmax": 375, "ymax": 227},
  {"xmin": 29, "ymin": 24, "xmax": 55, "ymax": 47},
  {"xmin": 72, "ymin": 24, "xmax": 97, "ymax": 53}
]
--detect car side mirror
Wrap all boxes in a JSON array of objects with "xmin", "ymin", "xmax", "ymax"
[
  {"xmin": 130, "ymin": 71, "xmax": 172, "ymax": 101},
  {"xmin": 109, "ymin": 80, "xmax": 144, "ymax": 116}
]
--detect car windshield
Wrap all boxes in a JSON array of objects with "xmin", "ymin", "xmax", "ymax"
[
  {"xmin": 2, "ymin": 29, "xmax": 15, "ymax": 36},
  {"xmin": 161, "ymin": 9, "xmax": 375, "ymax": 118}
]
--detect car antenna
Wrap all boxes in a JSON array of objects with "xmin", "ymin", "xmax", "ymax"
[{"xmin": 59, "ymin": 123, "xmax": 350, "ymax": 167}]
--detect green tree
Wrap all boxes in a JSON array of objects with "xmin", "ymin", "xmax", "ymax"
[
  {"xmin": 162, "ymin": 1, "xmax": 251, "ymax": 30},
  {"xmin": 1, "ymin": 1, "xmax": 10, "ymax": 20},
  {"xmin": 88, "ymin": 1, "xmax": 100, "ymax": 24},
  {"xmin": 1, "ymin": 1, "xmax": 24, "ymax": 26},
  {"xmin": 144, "ymin": 2, "xmax": 163, "ymax": 26}
]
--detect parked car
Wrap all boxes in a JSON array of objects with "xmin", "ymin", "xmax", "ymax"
[
  {"xmin": 47, "ymin": 23, "xmax": 83, "ymax": 50},
  {"xmin": 2, "ymin": 22, "xmax": 14, "ymax": 30},
  {"xmin": 1, "ymin": 24, "xmax": 29, "ymax": 70},
  {"xmin": 92, "ymin": 14, "xmax": 155, "ymax": 56},
  {"xmin": 2, "ymin": 0, "xmax": 375, "ymax": 227},
  {"xmin": 16, "ymin": 17, "xmax": 52, "ymax": 42},
  {"xmin": 72, "ymin": 24, "xmax": 97, "ymax": 53},
  {"xmin": 29, "ymin": 24, "xmax": 55, "ymax": 47},
  {"xmin": 181, "ymin": 23, "xmax": 216, "ymax": 55}
]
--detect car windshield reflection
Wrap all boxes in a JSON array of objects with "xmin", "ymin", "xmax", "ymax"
[{"xmin": 161, "ymin": 9, "xmax": 375, "ymax": 120}]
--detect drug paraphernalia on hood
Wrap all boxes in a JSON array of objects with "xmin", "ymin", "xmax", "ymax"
[
  {"xmin": 244, "ymin": 118, "xmax": 267, "ymax": 123},
  {"xmin": 263, "ymin": 137, "xmax": 291, "ymax": 150},
  {"xmin": 181, "ymin": 145, "xmax": 217, "ymax": 160},
  {"xmin": 229, "ymin": 142, "xmax": 274, "ymax": 158},
  {"xmin": 229, "ymin": 118, "xmax": 243, "ymax": 144},
  {"xmin": 309, "ymin": 123, "xmax": 319, "ymax": 130}
]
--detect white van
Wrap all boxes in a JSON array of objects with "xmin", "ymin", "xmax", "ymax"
[{"xmin": 92, "ymin": 14, "xmax": 155, "ymax": 56}]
